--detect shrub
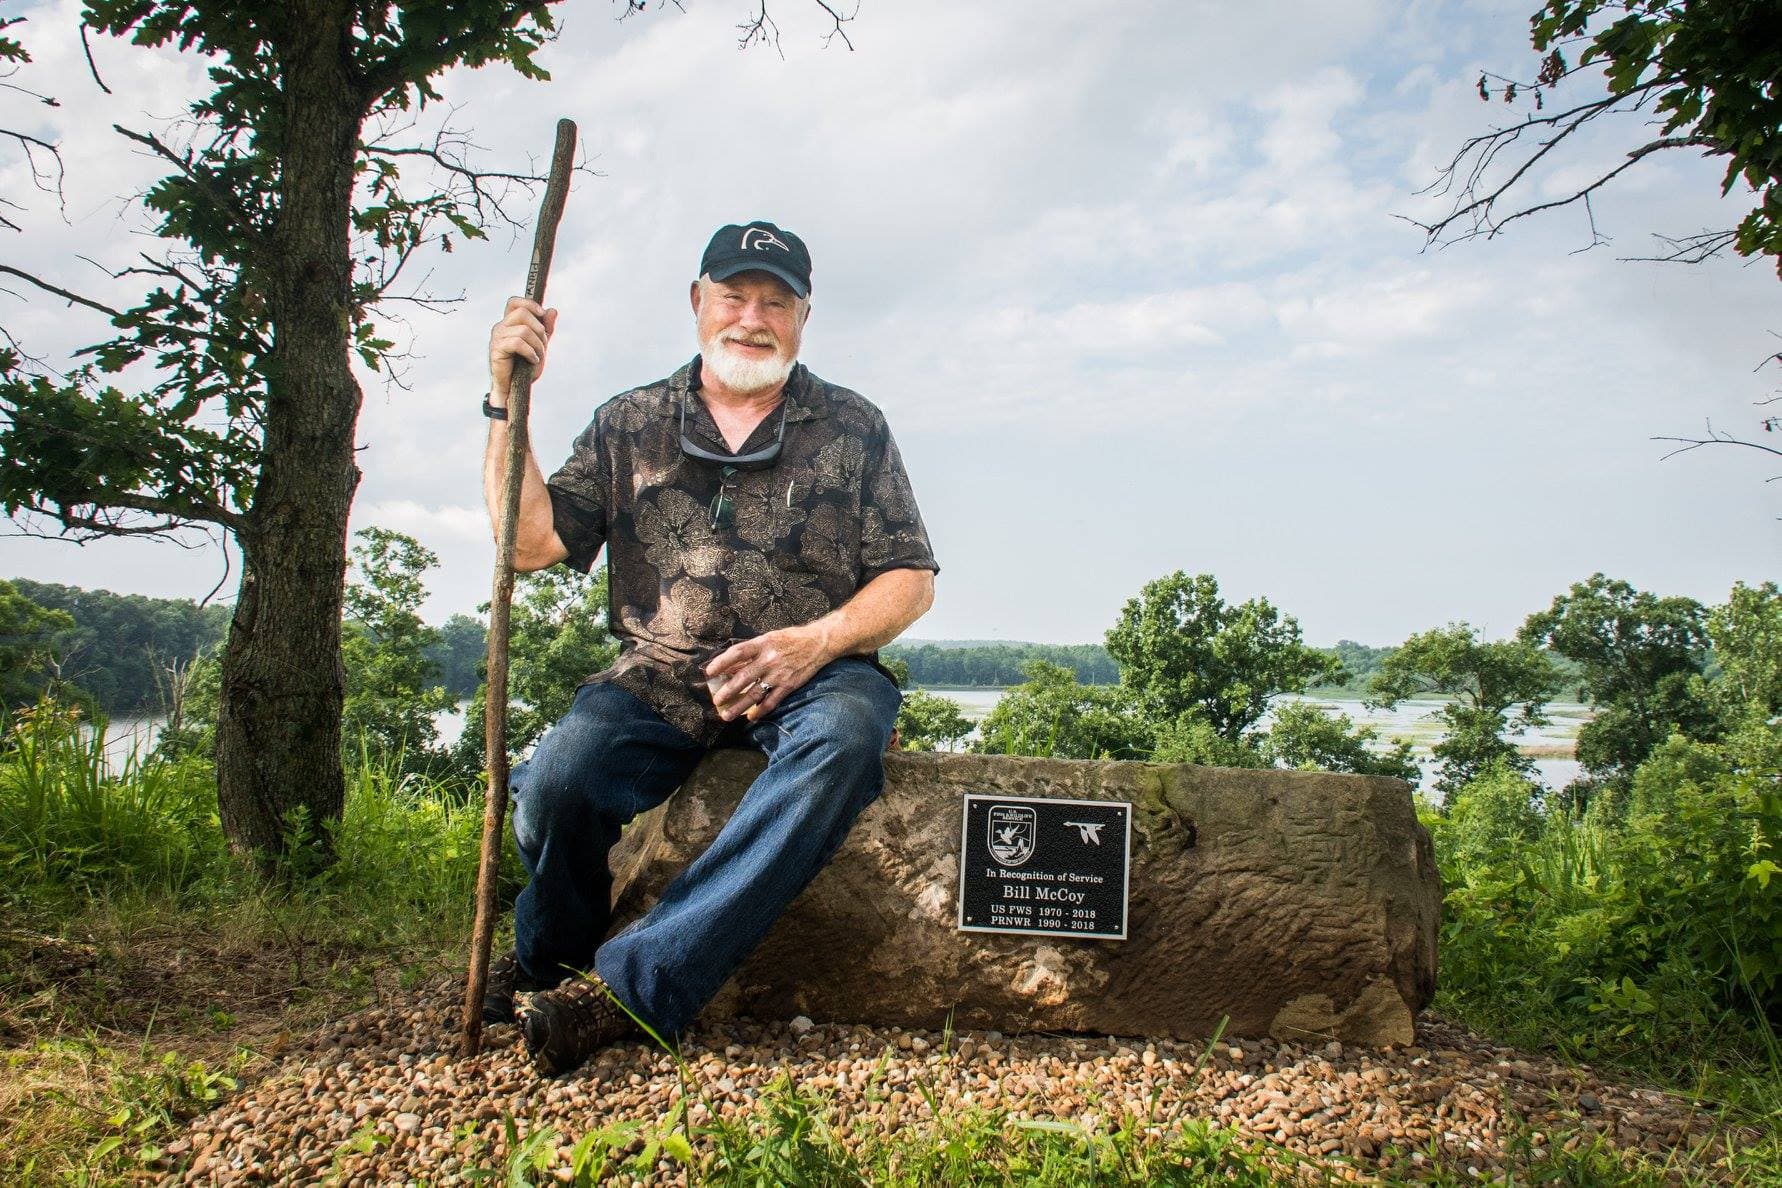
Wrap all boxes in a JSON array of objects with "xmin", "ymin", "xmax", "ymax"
[
  {"xmin": 896, "ymin": 690, "xmax": 973, "ymax": 752},
  {"xmin": 973, "ymin": 662, "xmax": 1151, "ymax": 760},
  {"xmin": 1433, "ymin": 738, "xmax": 1780, "ymax": 1059},
  {"xmin": 0, "ymin": 700, "xmax": 223, "ymax": 892},
  {"xmin": 1262, "ymin": 700, "xmax": 1419, "ymax": 781}
]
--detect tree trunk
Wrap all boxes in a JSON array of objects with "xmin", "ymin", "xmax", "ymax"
[{"xmin": 215, "ymin": 5, "xmax": 364, "ymax": 862}]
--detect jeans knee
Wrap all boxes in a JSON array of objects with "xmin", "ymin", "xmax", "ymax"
[
  {"xmin": 510, "ymin": 693, "xmax": 629, "ymax": 850},
  {"xmin": 811, "ymin": 695, "xmax": 893, "ymax": 764}
]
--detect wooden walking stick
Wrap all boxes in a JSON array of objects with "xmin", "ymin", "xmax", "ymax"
[{"xmin": 462, "ymin": 118, "xmax": 577, "ymax": 1058}]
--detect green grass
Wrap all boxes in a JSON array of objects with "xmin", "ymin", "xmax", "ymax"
[{"xmin": 0, "ymin": 703, "xmax": 516, "ymax": 1184}]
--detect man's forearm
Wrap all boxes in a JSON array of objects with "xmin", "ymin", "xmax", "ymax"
[
  {"xmin": 483, "ymin": 418, "xmax": 568, "ymax": 572},
  {"xmin": 809, "ymin": 567, "xmax": 936, "ymax": 663}
]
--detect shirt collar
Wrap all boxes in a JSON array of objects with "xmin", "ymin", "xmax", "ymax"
[{"xmin": 661, "ymin": 356, "xmax": 828, "ymax": 424}]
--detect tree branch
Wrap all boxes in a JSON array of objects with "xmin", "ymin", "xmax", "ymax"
[
  {"xmin": 1403, "ymin": 78, "xmax": 1689, "ymax": 248},
  {"xmin": 808, "ymin": 0, "xmax": 856, "ymax": 49},
  {"xmin": 1487, "ymin": 136, "xmax": 1712, "ymax": 240},
  {"xmin": 0, "ymin": 263, "xmax": 262, "ymax": 352},
  {"xmin": 0, "ymin": 402, "xmax": 254, "ymax": 534},
  {"xmin": 735, "ymin": 0, "xmax": 856, "ymax": 53},
  {"xmin": 1622, "ymin": 228, "xmax": 1740, "ymax": 266},
  {"xmin": 0, "ymin": 125, "xmax": 67, "ymax": 227},
  {"xmin": 361, "ymin": 131, "xmax": 553, "ymax": 232},
  {"xmin": 355, "ymin": 3, "xmax": 555, "ymax": 104},
  {"xmin": 111, "ymin": 124, "xmax": 269, "ymax": 246},
  {"xmin": 1655, "ymin": 419, "xmax": 1782, "ymax": 484},
  {"xmin": 0, "ymin": 263, "xmax": 124, "ymax": 320},
  {"xmin": 78, "ymin": 23, "xmax": 112, "ymax": 94}
]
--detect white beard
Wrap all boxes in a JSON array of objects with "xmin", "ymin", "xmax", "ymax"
[{"xmin": 700, "ymin": 332, "xmax": 795, "ymax": 395}]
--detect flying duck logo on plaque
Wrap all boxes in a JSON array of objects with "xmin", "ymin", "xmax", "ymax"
[{"xmin": 987, "ymin": 804, "xmax": 1036, "ymax": 866}]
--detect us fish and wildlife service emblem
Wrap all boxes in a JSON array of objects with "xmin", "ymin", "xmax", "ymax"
[{"xmin": 987, "ymin": 804, "xmax": 1037, "ymax": 867}]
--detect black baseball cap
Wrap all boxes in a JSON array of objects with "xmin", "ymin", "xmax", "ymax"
[{"xmin": 699, "ymin": 220, "xmax": 812, "ymax": 298}]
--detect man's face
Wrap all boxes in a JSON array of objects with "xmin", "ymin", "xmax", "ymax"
[{"xmin": 692, "ymin": 271, "xmax": 810, "ymax": 397}]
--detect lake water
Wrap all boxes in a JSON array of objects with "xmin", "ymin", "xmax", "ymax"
[{"xmin": 90, "ymin": 689, "xmax": 1586, "ymax": 797}]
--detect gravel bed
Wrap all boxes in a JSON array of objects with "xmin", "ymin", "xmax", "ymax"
[{"xmin": 163, "ymin": 976, "xmax": 1737, "ymax": 1184}]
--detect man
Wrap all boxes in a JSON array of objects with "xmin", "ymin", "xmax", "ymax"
[{"xmin": 480, "ymin": 220, "xmax": 938, "ymax": 1075}]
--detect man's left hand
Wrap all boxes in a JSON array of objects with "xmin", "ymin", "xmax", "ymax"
[{"xmin": 705, "ymin": 625, "xmax": 835, "ymax": 722}]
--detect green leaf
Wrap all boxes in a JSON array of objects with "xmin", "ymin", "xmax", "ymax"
[{"xmin": 661, "ymin": 1133, "xmax": 694, "ymax": 1165}]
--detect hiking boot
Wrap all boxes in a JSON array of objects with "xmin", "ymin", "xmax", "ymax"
[
  {"xmin": 521, "ymin": 973, "xmax": 644, "ymax": 1075},
  {"xmin": 480, "ymin": 950, "xmax": 545, "ymax": 1026}
]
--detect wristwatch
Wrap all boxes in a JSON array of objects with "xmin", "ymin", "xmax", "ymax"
[{"xmin": 482, "ymin": 394, "xmax": 508, "ymax": 421}]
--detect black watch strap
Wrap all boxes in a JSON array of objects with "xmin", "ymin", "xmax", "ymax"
[{"xmin": 482, "ymin": 394, "xmax": 508, "ymax": 421}]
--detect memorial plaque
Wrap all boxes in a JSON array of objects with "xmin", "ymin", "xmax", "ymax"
[{"xmin": 957, "ymin": 794, "xmax": 1131, "ymax": 940}]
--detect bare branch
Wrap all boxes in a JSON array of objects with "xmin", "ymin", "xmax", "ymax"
[
  {"xmin": 1404, "ymin": 79, "xmax": 1684, "ymax": 248},
  {"xmin": 0, "ymin": 125, "xmax": 67, "ymax": 225},
  {"xmin": 364, "ymin": 144, "xmax": 546, "ymax": 189},
  {"xmin": 1655, "ymin": 418, "xmax": 1782, "ymax": 494},
  {"xmin": 200, "ymin": 530, "xmax": 234, "ymax": 605},
  {"xmin": 0, "ymin": 263, "xmax": 125, "ymax": 320},
  {"xmin": 808, "ymin": 0, "xmax": 857, "ymax": 50},
  {"xmin": 1621, "ymin": 228, "xmax": 1740, "ymax": 266},
  {"xmin": 4, "ymin": 517, "xmax": 190, "ymax": 542},
  {"xmin": 3, "ymin": 496, "xmax": 246, "ymax": 541},
  {"xmin": 0, "ymin": 317, "xmax": 51, "ymax": 374},
  {"xmin": 733, "ymin": 0, "xmax": 854, "ymax": 54},
  {"xmin": 361, "ymin": 128, "xmax": 553, "ymax": 233},
  {"xmin": 0, "ymin": 79, "xmax": 60, "ymax": 107},
  {"xmin": 79, "ymin": 23, "xmax": 112, "ymax": 94},
  {"xmin": 736, "ymin": 2, "xmax": 783, "ymax": 55}
]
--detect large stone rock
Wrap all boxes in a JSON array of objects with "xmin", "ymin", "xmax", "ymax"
[{"xmin": 608, "ymin": 751, "xmax": 1440, "ymax": 1046}]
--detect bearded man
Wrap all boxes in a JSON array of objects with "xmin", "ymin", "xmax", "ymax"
[{"xmin": 479, "ymin": 220, "xmax": 938, "ymax": 1074}]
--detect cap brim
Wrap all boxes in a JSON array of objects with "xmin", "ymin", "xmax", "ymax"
[{"xmin": 706, "ymin": 260, "xmax": 810, "ymax": 298}]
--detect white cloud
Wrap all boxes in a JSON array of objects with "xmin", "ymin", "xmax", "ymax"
[
  {"xmin": 1274, "ymin": 266, "xmax": 1495, "ymax": 356},
  {"xmin": 354, "ymin": 500, "xmax": 488, "ymax": 543}
]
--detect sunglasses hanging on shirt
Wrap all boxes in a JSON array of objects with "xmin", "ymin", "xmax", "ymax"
[{"xmin": 678, "ymin": 396, "xmax": 788, "ymax": 470}]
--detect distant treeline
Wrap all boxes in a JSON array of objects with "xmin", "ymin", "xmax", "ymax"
[
  {"xmin": 4, "ymin": 576, "xmax": 1446, "ymax": 707},
  {"xmin": 1323, "ymin": 640, "xmax": 1395, "ymax": 692},
  {"xmin": 883, "ymin": 642, "xmax": 1120, "ymax": 687},
  {"xmin": 882, "ymin": 638, "xmax": 1408, "ymax": 691},
  {"xmin": 10, "ymin": 579, "xmax": 232, "ymax": 716},
  {"xmin": 431, "ymin": 614, "xmax": 486, "ymax": 700},
  {"xmin": 5, "ymin": 580, "xmax": 491, "ymax": 715}
]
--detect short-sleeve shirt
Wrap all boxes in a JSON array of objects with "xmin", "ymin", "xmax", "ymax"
[{"xmin": 545, "ymin": 356, "xmax": 938, "ymax": 742}]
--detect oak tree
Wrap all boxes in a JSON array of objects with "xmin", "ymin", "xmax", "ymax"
[
  {"xmin": 1104, "ymin": 571, "xmax": 1343, "ymax": 742},
  {"xmin": 0, "ymin": 2, "xmax": 565, "ymax": 863},
  {"xmin": 1520, "ymin": 573, "xmax": 1716, "ymax": 783},
  {"xmin": 1370, "ymin": 623, "xmax": 1559, "ymax": 794}
]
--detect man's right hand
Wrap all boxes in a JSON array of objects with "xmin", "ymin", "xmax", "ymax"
[{"xmin": 488, "ymin": 297, "xmax": 559, "ymax": 406}]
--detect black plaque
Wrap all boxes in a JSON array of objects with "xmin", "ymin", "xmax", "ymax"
[{"xmin": 957, "ymin": 795, "xmax": 1131, "ymax": 940}]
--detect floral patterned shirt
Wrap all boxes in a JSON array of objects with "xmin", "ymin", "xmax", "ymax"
[{"xmin": 545, "ymin": 356, "xmax": 938, "ymax": 742}]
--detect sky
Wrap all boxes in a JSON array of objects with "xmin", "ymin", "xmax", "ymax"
[{"xmin": 2, "ymin": 0, "xmax": 1776, "ymax": 647}]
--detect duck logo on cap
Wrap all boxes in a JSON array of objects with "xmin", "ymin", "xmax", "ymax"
[{"xmin": 740, "ymin": 226, "xmax": 791, "ymax": 252}]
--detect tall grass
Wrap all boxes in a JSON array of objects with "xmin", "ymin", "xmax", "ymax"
[
  {"xmin": 1, "ymin": 701, "xmax": 222, "ymax": 893},
  {"xmin": 0, "ymin": 698, "xmax": 511, "ymax": 938}
]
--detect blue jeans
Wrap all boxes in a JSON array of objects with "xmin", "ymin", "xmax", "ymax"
[{"xmin": 508, "ymin": 656, "xmax": 901, "ymax": 1037}]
